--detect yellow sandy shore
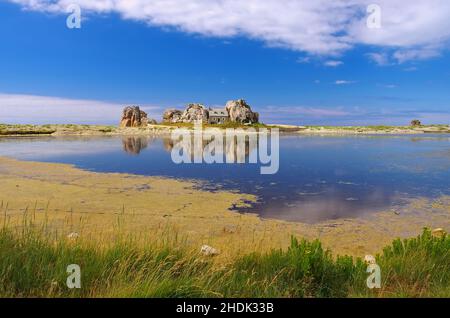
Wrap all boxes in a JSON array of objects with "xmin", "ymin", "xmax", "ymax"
[{"xmin": 0, "ymin": 156, "xmax": 448, "ymax": 261}]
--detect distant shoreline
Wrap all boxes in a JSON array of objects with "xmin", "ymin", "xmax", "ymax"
[{"xmin": 1, "ymin": 123, "xmax": 449, "ymax": 137}]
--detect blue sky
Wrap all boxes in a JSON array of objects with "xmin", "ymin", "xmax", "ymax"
[{"xmin": 0, "ymin": 0, "xmax": 449, "ymax": 125}]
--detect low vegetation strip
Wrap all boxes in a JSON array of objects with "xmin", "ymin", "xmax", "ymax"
[
  {"xmin": 0, "ymin": 124, "xmax": 116, "ymax": 136},
  {"xmin": 1, "ymin": 123, "xmax": 449, "ymax": 136},
  {"xmin": 0, "ymin": 124, "xmax": 56, "ymax": 135},
  {"xmin": 0, "ymin": 228, "xmax": 448, "ymax": 298}
]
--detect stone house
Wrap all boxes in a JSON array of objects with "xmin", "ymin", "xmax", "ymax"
[{"xmin": 208, "ymin": 108, "xmax": 229, "ymax": 124}]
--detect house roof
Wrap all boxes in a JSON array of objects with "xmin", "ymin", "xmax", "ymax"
[{"xmin": 209, "ymin": 109, "xmax": 228, "ymax": 117}]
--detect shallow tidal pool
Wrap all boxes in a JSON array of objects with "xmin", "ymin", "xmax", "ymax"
[{"xmin": 1, "ymin": 133, "xmax": 449, "ymax": 223}]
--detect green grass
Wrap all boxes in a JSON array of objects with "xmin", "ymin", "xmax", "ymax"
[
  {"xmin": 0, "ymin": 124, "xmax": 56, "ymax": 135},
  {"xmin": 304, "ymin": 125, "xmax": 450, "ymax": 132},
  {"xmin": 0, "ymin": 124, "xmax": 118, "ymax": 136},
  {"xmin": 2, "ymin": 123, "xmax": 449, "ymax": 136},
  {"xmin": 156, "ymin": 122, "xmax": 269, "ymax": 130},
  {"xmin": 0, "ymin": 228, "xmax": 447, "ymax": 298}
]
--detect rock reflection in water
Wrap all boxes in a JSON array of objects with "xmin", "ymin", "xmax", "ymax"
[
  {"xmin": 122, "ymin": 137, "xmax": 150, "ymax": 155},
  {"xmin": 162, "ymin": 133, "xmax": 257, "ymax": 163}
]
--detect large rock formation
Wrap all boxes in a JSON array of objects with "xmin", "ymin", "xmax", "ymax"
[
  {"xmin": 162, "ymin": 100, "xmax": 259, "ymax": 124},
  {"xmin": 410, "ymin": 119, "xmax": 422, "ymax": 127},
  {"xmin": 120, "ymin": 106, "xmax": 149, "ymax": 127},
  {"xmin": 162, "ymin": 109, "xmax": 183, "ymax": 123},
  {"xmin": 163, "ymin": 104, "xmax": 209, "ymax": 123},
  {"xmin": 180, "ymin": 103, "xmax": 209, "ymax": 123},
  {"xmin": 225, "ymin": 99, "xmax": 259, "ymax": 124}
]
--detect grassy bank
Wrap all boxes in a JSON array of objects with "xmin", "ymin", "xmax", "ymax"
[
  {"xmin": 0, "ymin": 124, "xmax": 56, "ymax": 135},
  {"xmin": 153, "ymin": 122, "xmax": 269, "ymax": 130},
  {"xmin": 0, "ymin": 228, "xmax": 448, "ymax": 298},
  {"xmin": 0, "ymin": 124, "xmax": 117, "ymax": 136},
  {"xmin": 2, "ymin": 123, "xmax": 449, "ymax": 136},
  {"xmin": 299, "ymin": 124, "xmax": 450, "ymax": 135}
]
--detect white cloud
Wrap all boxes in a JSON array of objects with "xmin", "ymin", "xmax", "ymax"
[
  {"xmin": 8, "ymin": 0, "xmax": 450, "ymax": 60},
  {"xmin": 349, "ymin": 1, "xmax": 450, "ymax": 48},
  {"xmin": 260, "ymin": 105, "xmax": 450, "ymax": 125},
  {"xmin": 366, "ymin": 52, "xmax": 390, "ymax": 66},
  {"xmin": 0, "ymin": 93, "xmax": 162, "ymax": 124},
  {"xmin": 261, "ymin": 106, "xmax": 349, "ymax": 118},
  {"xmin": 392, "ymin": 47, "xmax": 441, "ymax": 64},
  {"xmin": 335, "ymin": 80, "xmax": 356, "ymax": 85},
  {"xmin": 364, "ymin": 48, "xmax": 440, "ymax": 65},
  {"xmin": 377, "ymin": 84, "xmax": 397, "ymax": 89},
  {"xmin": 403, "ymin": 66, "xmax": 418, "ymax": 72},
  {"xmin": 296, "ymin": 56, "xmax": 311, "ymax": 64},
  {"xmin": 324, "ymin": 60, "xmax": 343, "ymax": 67}
]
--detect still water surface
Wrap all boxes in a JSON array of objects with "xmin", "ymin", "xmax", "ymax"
[{"xmin": 1, "ymin": 134, "xmax": 449, "ymax": 223}]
